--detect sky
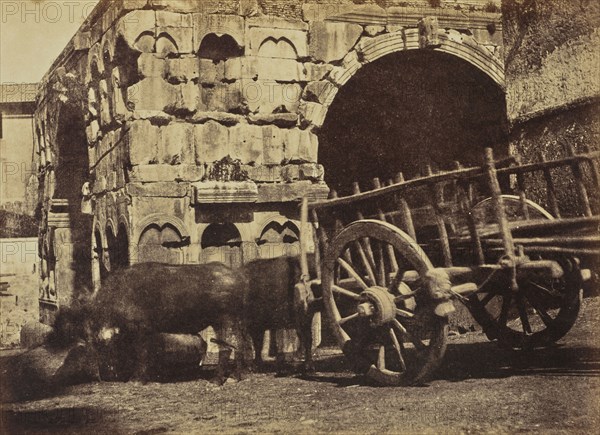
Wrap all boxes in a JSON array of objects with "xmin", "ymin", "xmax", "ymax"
[{"xmin": 0, "ymin": 0, "xmax": 100, "ymax": 84}]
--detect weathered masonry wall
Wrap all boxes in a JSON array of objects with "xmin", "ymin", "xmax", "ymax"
[
  {"xmin": 503, "ymin": 0, "xmax": 600, "ymax": 214},
  {"xmin": 33, "ymin": 0, "xmax": 505, "ymax": 318}
]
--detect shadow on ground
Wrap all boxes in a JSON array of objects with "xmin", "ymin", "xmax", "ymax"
[{"xmin": 0, "ymin": 407, "xmax": 118, "ymax": 435}]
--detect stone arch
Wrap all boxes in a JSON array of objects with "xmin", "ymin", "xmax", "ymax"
[
  {"xmin": 258, "ymin": 37, "xmax": 297, "ymax": 59},
  {"xmin": 301, "ymin": 28, "xmax": 505, "ymax": 129},
  {"xmin": 133, "ymin": 213, "xmax": 189, "ymax": 245},
  {"xmin": 257, "ymin": 219, "xmax": 301, "ymax": 259},
  {"xmin": 200, "ymin": 223, "xmax": 243, "ymax": 268},
  {"xmin": 311, "ymin": 28, "xmax": 508, "ymax": 192},
  {"xmin": 198, "ymin": 33, "xmax": 243, "ymax": 61}
]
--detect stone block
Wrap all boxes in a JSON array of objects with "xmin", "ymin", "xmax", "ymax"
[
  {"xmin": 248, "ymin": 113, "xmax": 298, "ymax": 127},
  {"xmin": 224, "ymin": 57, "xmax": 258, "ymax": 81},
  {"xmin": 148, "ymin": 0, "xmax": 204, "ymax": 13},
  {"xmin": 299, "ymin": 163, "xmax": 324, "ymax": 181},
  {"xmin": 256, "ymin": 58, "xmax": 305, "ymax": 82},
  {"xmin": 156, "ymin": 27, "xmax": 194, "ymax": 57},
  {"xmin": 256, "ymin": 181, "xmax": 329, "ymax": 203},
  {"xmin": 99, "ymin": 80, "xmax": 112, "ymax": 127},
  {"xmin": 229, "ymin": 124, "xmax": 263, "ymax": 164},
  {"xmin": 116, "ymin": 10, "xmax": 156, "ymax": 51},
  {"xmin": 127, "ymin": 120, "xmax": 160, "ymax": 165},
  {"xmin": 193, "ymin": 14, "xmax": 245, "ymax": 51},
  {"xmin": 158, "ymin": 122, "xmax": 194, "ymax": 164},
  {"xmin": 239, "ymin": 0, "xmax": 259, "ymax": 17},
  {"xmin": 111, "ymin": 68, "xmax": 132, "ymax": 122},
  {"xmin": 242, "ymin": 80, "xmax": 302, "ymax": 114},
  {"xmin": 156, "ymin": 11, "xmax": 192, "ymax": 28},
  {"xmin": 262, "ymin": 126, "xmax": 285, "ymax": 165},
  {"xmin": 166, "ymin": 57, "xmax": 198, "ymax": 83},
  {"xmin": 192, "ymin": 112, "xmax": 244, "ymax": 125},
  {"xmin": 127, "ymin": 78, "xmax": 178, "ymax": 112},
  {"xmin": 299, "ymin": 101, "xmax": 327, "ymax": 128},
  {"xmin": 199, "ymin": 83, "xmax": 243, "ymax": 113},
  {"xmin": 126, "ymin": 182, "xmax": 189, "ymax": 197},
  {"xmin": 282, "ymin": 164, "xmax": 300, "ymax": 182},
  {"xmin": 303, "ymin": 62, "xmax": 333, "ymax": 82},
  {"xmin": 247, "ymin": 165, "xmax": 283, "ymax": 183},
  {"xmin": 248, "ymin": 27, "xmax": 308, "ymax": 59},
  {"xmin": 284, "ymin": 128, "xmax": 318, "ymax": 162},
  {"xmin": 309, "ymin": 22, "xmax": 363, "ymax": 63},
  {"xmin": 328, "ymin": 50, "xmax": 362, "ymax": 87},
  {"xmin": 302, "ymin": 3, "xmax": 354, "ymax": 22},
  {"xmin": 365, "ymin": 25, "xmax": 385, "ymax": 36},
  {"xmin": 198, "ymin": 58, "xmax": 224, "ymax": 84},
  {"xmin": 177, "ymin": 164, "xmax": 205, "ymax": 182},
  {"xmin": 387, "ymin": 24, "xmax": 404, "ymax": 34},
  {"xmin": 303, "ymin": 80, "xmax": 337, "ymax": 106},
  {"xmin": 130, "ymin": 164, "xmax": 180, "ymax": 182},
  {"xmin": 194, "ymin": 121, "xmax": 230, "ymax": 163},
  {"xmin": 246, "ymin": 16, "xmax": 308, "ymax": 31},
  {"xmin": 170, "ymin": 82, "xmax": 199, "ymax": 115},
  {"xmin": 137, "ymin": 53, "xmax": 167, "ymax": 78}
]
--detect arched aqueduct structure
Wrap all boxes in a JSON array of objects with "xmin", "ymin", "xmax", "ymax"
[{"xmin": 34, "ymin": 0, "xmax": 505, "ymax": 321}]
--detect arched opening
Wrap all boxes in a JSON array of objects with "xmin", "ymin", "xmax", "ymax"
[
  {"xmin": 53, "ymin": 103, "xmax": 93, "ymax": 301},
  {"xmin": 198, "ymin": 33, "xmax": 243, "ymax": 61},
  {"xmin": 319, "ymin": 50, "xmax": 508, "ymax": 195},
  {"xmin": 200, "ymin": 223, "xmax": 242, "ymax": 267},
  {"xmin": 257, "ymin": 220, "xmax": 300, "ymax": 259},
  {"xmin": 92, "ymin": 229, "xmax": 109, "ymax": 292},
  {"xmin": 138, "ymin": 223, "xmax": 185, "ymax": 264},
  {"xmin": 107, "ymin": 223, "xmax": 129, "ymax": 272}
]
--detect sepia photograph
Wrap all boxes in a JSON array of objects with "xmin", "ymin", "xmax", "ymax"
[{"xmin": 0, "ymin": 0, "xmax": 598, "ymax": 433}]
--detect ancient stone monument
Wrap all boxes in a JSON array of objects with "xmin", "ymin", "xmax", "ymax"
[{"xmin": 33, "ymin": 0, "xmax": 505, "ymax": 322}]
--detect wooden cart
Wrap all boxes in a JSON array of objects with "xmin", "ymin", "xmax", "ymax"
[{"xmin": 298, "ymin": 146, "xmax": 599, "ymax": 386}]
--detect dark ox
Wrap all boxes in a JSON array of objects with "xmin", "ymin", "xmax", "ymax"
[
  {"xmin": 56, "ymin": 262, "xmax": 250, "ymax": 384},
  {"xmin": 242, "ymin": 254, "xmax": 321, "ymax": 373}
]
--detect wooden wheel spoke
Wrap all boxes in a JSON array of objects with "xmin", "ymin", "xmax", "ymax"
[
  {"xmin": 339, "ymin": 312, "xmax": 360, "ymax": 325},
  {"xmin": 517, "ymin": 296, "xmax": 533, "ymax": 334},
  {"xmin": 377, "ymin": 345, "xmax": 386, "ymax": 370},
  {"xmin": 332, "ymin": 284, "xmax": 362, "ymax": 301},
  {"xmin": 388, "ymin": 269, "xmax": 407, "ymax": 295},
  {"xmin": 479, "ymin": 291, "xmax": 497, "ymax": 307},
  {"xmin": 498, "ymin": 294, "xmax": 513, "ymax": 326},
  {"xmin": 389, "ymin": 328, "xmax": 407, "ymax": 372},
  {"xmin": 360, "ymin": 237, "xmax": 377, "ymax": 278},
  {"xmin": 352, "ymin": 241, "xmax": 376, "ymax": 285},
  {"xmin": 375, "ymin": 239, "xmax": 386, "ymax": 286},
  {"xmin": 396, "ymin": 308, "xmax": 414, "ymax": 318},
  {"xmin": 343, "ymin": 248, "xmax": 353, "ymax": 265},
  {"xmin": 337, "ymin": 258, "xmax": 369, "ymax": 291},
  {"xmin": 525, "ymin": 295, "xmax": 554, "ymax": 327},
  {"xmin": 394, "ymin": 291, "xmax": 418, "ymax": 303}
]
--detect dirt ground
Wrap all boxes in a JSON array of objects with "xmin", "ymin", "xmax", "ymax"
[{"xmin": 2, "ymin": 296, "xmax": 599, "ymax": 435}]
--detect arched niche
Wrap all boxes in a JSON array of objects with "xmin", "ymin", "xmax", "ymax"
[
  {"xmin": 200, "ymin": 223, "xmax": 243, "ymax": 267},
  {"xmin": 198, "ymin": 33, "xmax": 243, "ymax": 61},
  {"xmin": 138, "ymin": 223, "xmax": 185, "ymax": 265},
  {"xmin": 257, "ymin": 220, "xmax": 301, "ymax": 259},
  {"xmin": 107, "ymin": 221, "xmax": 129, "ymax": 272}
]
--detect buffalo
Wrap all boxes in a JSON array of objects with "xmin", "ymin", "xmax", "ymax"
[
  {"xmin": 53, "ymin": 262, "xmax": 250, "ymax": 384},
  {"xmin": 242, "ymin": 254, "xmax": 321, "ymax": 373}
]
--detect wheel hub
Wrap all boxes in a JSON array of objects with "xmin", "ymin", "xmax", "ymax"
[{"xmin": 360, "ymin": 286, "xmax": 397, "ymax": 326}]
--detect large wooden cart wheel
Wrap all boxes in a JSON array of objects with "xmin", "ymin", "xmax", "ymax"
[
  {"xmin": 468, "ymin": 198, "xmax": 583, "ymax": 349},
  {"xmin": 322, "ymin": 220, "xmax": 448, "ymax": 386}
]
